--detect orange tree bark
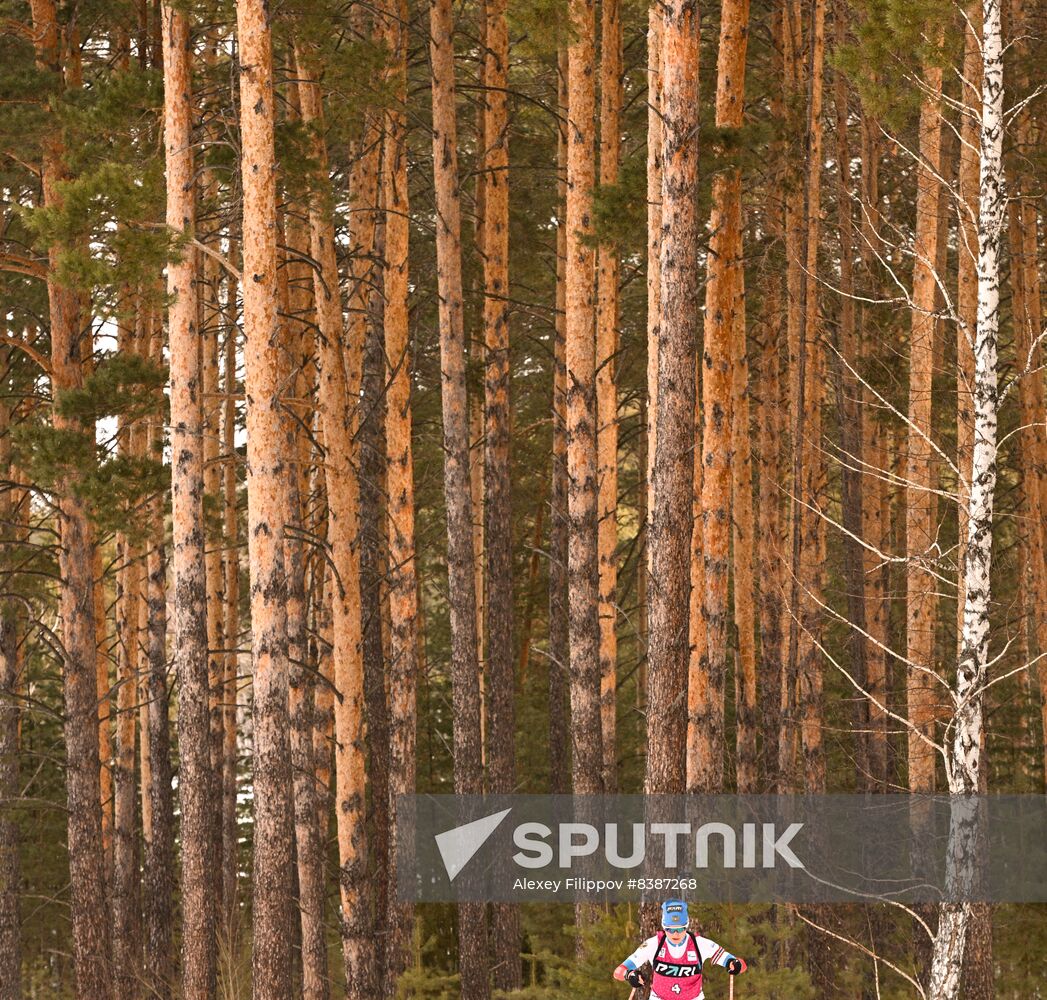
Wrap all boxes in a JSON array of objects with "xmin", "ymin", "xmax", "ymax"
[
  {"xmin": 162, "ymin": 7, "xmax": 218, "ymax": 996},
  {"xmin": 481, "ymin": 0, "xmax": 519, "ymax": 985},
  {"xmin": 355, "ymin": 193, "xmax": 391, "ymax": 990},
  {"xmin": 548, "ymin": 48, "xmax": 570, "ymax": 797},
  {"xmin": 342, "ymin": 28, "xmax": 389, "ymax": 974},
  {"xmin": 1007, "ymin": 0, "xmax": 1047, "ymax": 792},
  {"xmin": 755, "ymin": 8, "xmax": 789, "ymax": 790},
  {"xmin": 28, "ymin": 2, "xmax": 113, "ymax": 995},
  {"xmin": 221, "ymin": 256, "xmax": 241, "ymax": 940},
  {"xmin": 236, "ymin": 1, "xmax": 295, "ymax": 995},
  {"xmin": 295, "ymin": 53, "xmax": 369, "ymax": 996},
  {"xmin": 427, "ymin": 0, "xmax": 489, "ymax": 991},
  {"xmin": 797, "ymin": 0, "xmax": 826, "ymax": 794},
  {"xmin": 596, "ymin": 0, "xmax": 621, "ymax": 795},
  {"xmin": 565, "ymin": 0, "xmax": 604, "ymax": 798},
  {"xmin": 906, "ymin": 48, "xmax": 944, "ymax": 796},
  {"xmin": 94, "ymin": 545, "xmax": 112, "ymax": 878},
  {"xmin": 381, "ymin": 0, "xmax": 419, "ymax": 988},
  {"xmin": 112, "ymin": 321, "xmax": 140, "ymax": 999},
  {"xmin": 701, "ymin": 0, "xmax": 755, "ymax": 793},
  {"xmin": 652, "ymin": 0, "xmax": 697, "ymax": 796},
  {"xmin": 278, "ymin": 204, "xmax": 329, "ymax": 1000},
  {"xmin": 142, "ymin": 308, "xmax": 175, "ymax": 1000},
  {"xmin": 644, "ymin": 2, "xmax": 663, "ymax": 658},
  {"xmin": 779, "ymin": 0, "xmax": 804, "ymax": 791}
]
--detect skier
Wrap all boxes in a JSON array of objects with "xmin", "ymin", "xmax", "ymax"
[{"xmin": 612, "ymin": 900, "xmax": 747, "ymax": 998}]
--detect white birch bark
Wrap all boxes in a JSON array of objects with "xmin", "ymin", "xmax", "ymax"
[{"xmin": 927, "ymin": 0, "xmax": 1005, "ymax": 993}]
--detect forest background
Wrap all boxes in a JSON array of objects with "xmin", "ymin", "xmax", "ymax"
[{"xmin": 0, "ymin": 0, "xmax": 1044, "ymax": 996}]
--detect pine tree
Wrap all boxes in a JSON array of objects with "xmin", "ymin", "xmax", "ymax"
[
  {"xmin": 428, "ymin": 0, "xmax": 489, "ymax": 990},
  {"xmin": 906, "ymin": 24, "xmax": 945, "ymax": 798},
  {"xmin": 481, "ymin": 0, "xmax": 519, "ymax": 983},
  {"xmin": 651, "ymin": 0, "xmax": 697, "ymax": 796},
  {"xmin": 381, "ymin": 0, "xmax": 419, "ymax": 987},
  {"xmin": 296, "ymin": 50, "xmax": 369, "ymax": 996},
  {"xmin": 28, "ymin": 2, "xmax": 113, "ymax": 994},
  {"xmin": 565, "ymin": 0, "xmax": 604, "ymax": 798},
  {"xmin": 235, "ymin": 1, "xmax": 294, "ymax": 994},
  {"xmin": 596, "ymin": 0, "xmax": 621, "ymax": 795},
  {"xmin": 162, "ymin": 7, "xmax": 218, "ymax": 995}
]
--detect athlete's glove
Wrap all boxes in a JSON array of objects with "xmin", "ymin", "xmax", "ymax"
[
  {"xmin": 726, "ymin": 958, "xmax": 747, "ymax": 975},
  {"xmin": 626, "ymin": 969, "xmax": 646, "ymax": 989}
]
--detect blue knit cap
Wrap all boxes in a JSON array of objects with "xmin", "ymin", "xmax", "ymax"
[{"xmin": 661, "ymin": 899, "xmax": 688, "ymax": 928}]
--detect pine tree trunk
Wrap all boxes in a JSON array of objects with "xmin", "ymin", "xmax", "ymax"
[
  {"xmin": 704, "ymin": 0, "xmax": 754, "ymax": 793},
  {"xmin": 294, "ymin": 54, "xmax": 369, "ymax": 997},
  {"xmin": 645, "ymin": 2, "xmax": 663, "ymax": 652},
  {"xmin": 141, "ymin": 308, "xmax": 175, "ymax": 999},
  {"xmin": 906, "ymin": 40, "xmax": 945, "ymax": 798},
  {"xmin": 112, "ymin": 324, "xmax": 141, "ymax": 1000},
  {"xmin": 162, "ymin": 8, "xmax": 218, "ymax": 996},
  {"xmin": 95, "ymin": 543, "xmax": 113, "ymax": 880},
  {"xmin": 236, "ymin": 1, "xmax": 295, "ymax": 994},
  {"xmin": 357, "ymin": 222, "xmax": 391, "ymax": 991},
  {"xmin": 481, "ymin": 0, "xmax": 519, "ymax": 984},
  {"xmin": 548, "ymin": 49, "xmax": 570, "ymax": 797},
  {"xmin": 28, "ymin": 2, "xmax": 113, "ymax": 994},
  {"xmin": 596, "ymin": 0, "xmax": 621, "ymax": 796},
  {"xmin": 1006, "ymin": 0, "xmax": 1047, "ymax": 795},
  {"xmin": 927, "ymin": 0, "xmax": 1004, "ymax": 989},
  {"xmin": 428, "ymin": 0, "xmax": 490, "ymax": 990},
  {"xmin": 279, "ymin": 206, "xmax": 329, "ymax": 1000},
  {"xmin": 757, "ymin": 10, "xmax": 788, "ymax": 791},
  {"xmin": 651, "ymin": 0, "xmax": 697, "ymax": 796},
  {"xmin": 381, "ymin": 0, "xmax": 419, "ymax": 987},
  {"xmin": 0, "ymin": 397, "xmax": 22, "ymax": 1000},
  {"xmin": 346, "ymin": 63, "xmax": 389, "ymax": 984},
  {"xmin": 798, "ymin": 0, "xmax": 827, "ymax": 796},
  {"xmin": 779, "ymin": 0, "xmax": 805, "ymax": 791},
  {"xmin": 201, "ymin": 205, "xmax": 226, "ymax": 926},
  {"xmin": 564, "ymin": 0, "xmax": 604, "ymax": 798},
  {"xmin": 221, "ymin": 262, "xmax": 241, "ymax": 943}
]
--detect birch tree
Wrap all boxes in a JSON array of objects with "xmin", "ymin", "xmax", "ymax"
[{"xmin": 927, "ymin": 0, "xmax": 1005, "ymax": 990}]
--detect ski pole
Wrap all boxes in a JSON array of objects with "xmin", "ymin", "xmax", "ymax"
[{"xmin": 729, "ymin": 973, "xmax": 734, "ymax": 1000}]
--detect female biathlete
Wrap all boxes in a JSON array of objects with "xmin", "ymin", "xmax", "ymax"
[{"xmin": 612, "ymin": 900, "xmax": 747, "ymax": 998}]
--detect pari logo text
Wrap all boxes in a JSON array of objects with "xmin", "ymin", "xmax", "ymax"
[{"xmin": 435, "ymin": 809, "xmax": 805, "ymax": 881}]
